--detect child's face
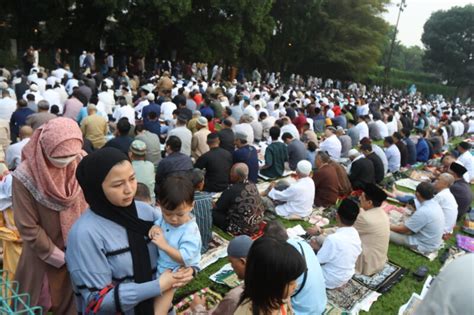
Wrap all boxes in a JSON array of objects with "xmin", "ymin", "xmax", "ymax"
[{"xmin": 161, "ymin": 202, "xmax": 194, "ymax": 227}]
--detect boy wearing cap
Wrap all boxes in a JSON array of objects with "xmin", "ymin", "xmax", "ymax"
[
  {"xmin": 310, "ymin": 199, "xmax": 362, "ymax": 289},
  {"xmin": 264, "ymin": 160, "xmax": 315, "ymax": 219},
  {"xmin": 354, "ymin": 184, "xmax": 390, "ymax": 275},
  {"xmin": 129, "ymin": 140, "xmax": 156, "ymax": 204},
  {"xmin": 190, "ymin": 236, "xmax": 252, "ymax": 314}
]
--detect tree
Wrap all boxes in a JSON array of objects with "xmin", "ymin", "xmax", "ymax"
[
  {"xmin": 422, "ymin": 5, "xmax": 474, "ymax": 86},
  {"xmin": 265, "ymin": 0, "xmax": 390, "ymax": 80},
  {"xmin": 380, "ymin": 27, "xmax": 425, "ymax": 73}
]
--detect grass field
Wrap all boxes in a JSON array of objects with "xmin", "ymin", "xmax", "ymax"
[{"xmin": 175, "ymin": 137, "xmax": 472, "ymax": 314}]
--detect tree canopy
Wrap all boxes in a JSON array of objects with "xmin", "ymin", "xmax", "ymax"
[
  {"xmin": 1, "ymin": 0, "xmax": 391, "ymax": 79},
  {"xmin": 421, "ymin": 4, "xmax": 474, "ymax": 86}
]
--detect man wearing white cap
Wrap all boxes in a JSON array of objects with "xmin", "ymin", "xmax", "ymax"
[
  {"xmin": 191, "ymin": 117, "xmax": 210, "ymax": 159},
  {"xmin": 264, "ymin": 160, "xmax": 315, "ymax": 218}
]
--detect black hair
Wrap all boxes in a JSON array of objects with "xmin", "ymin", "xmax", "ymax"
[
  {"xmin": 384, "ymin": 136, "xmax": 394, "ymax": 145},
  {"xmin": 225, "ymin": 107, "xmax": 232, "ymax": 116},
  {"xmin": 393, "ymin": 132, "xmax": 402, "ymax": 141},
  {"xmin": 269, "ymin": 126, "xmax": 281, "ymax": 140},
  {"xmin": 401, "ymin": 128, "xmax": 410, "ymax": 137},
  {"xmin": 148, "ymin": 111, "xmax": 158, "ymax": 120},
  {"xmin": 158, "ymin": 176, "xmax": 194, "ymax": 210},
  {"xmin": 190, "ymin": 168, "xmax": 205, "ymax": 188},
  {"xmin": 360, "ymin": 143, "xmax": 372, "ymax": 152},
  {"xmin": 337, "ymin": 198, "xmax": 359, "ymax": 226},
  {"xmin": 262, "ymin": 220, "xmax": 288, "ymax": 241},
  {"xmin": 166, "ymin": 135, "xmax": 181, "ymax": 152},
  {"xmin": 281, "ymin": 132, "xmax": 293, "ymax": 141},
  {"xmin": 259, "ymin": 111, "xmax": 267, "ymax": 120},
  {"xmin": 17, "ymin": 99, "xmax": 27, "ymax": 108},
  {"xmin": 307, "ymin": 141, "xmax": 317, "ymax": 152},
  {"xmin": 26, "ymin": 93, "xmax": 35, "ymax": 101},
  {"xmin": 223, "ymin": 119, "xmax": 232, "ymax": 127},
  {"xmin": 50, "ymin": 105, "xmax": 60, "ymax": 115},
  {"xmin": 135, "ymin": 183, "xmax": 151, "ymax": 202},
  {"xmin": 240, "ymin": 237, "xmax": 306, "ymax": 315},
  {"xmin": 416, "ymin": 182, "xmax": 435, "ymax": 200},
  {"xmin": 117, "ymin": 118, "xmax": 131, "ymax": 135}
]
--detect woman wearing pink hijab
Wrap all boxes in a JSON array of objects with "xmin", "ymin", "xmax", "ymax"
[{"xmin": 12, "ymin": 117, "xmax": 88, "ymax": 314}]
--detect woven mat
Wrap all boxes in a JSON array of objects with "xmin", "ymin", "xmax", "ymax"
[{"xmin": 353, "ymin": 261, "xmax": 407, "ymax": 293}]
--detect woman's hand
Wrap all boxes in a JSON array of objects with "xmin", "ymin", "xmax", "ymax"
[{"xmin": 172, "ymin": 267, "xmax": 195, "ymax": 288}]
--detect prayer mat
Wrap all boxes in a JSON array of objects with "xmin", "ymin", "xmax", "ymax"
[
  {"xmin": 456, "ymin": 234, "xmax": 474, "ymax": 253},
  {"xmin": 322, "ymin": 302, "xmax": 343, "ymax": 315},
  {"xmin": 410, "ymin": 244, "xmax": 443, "ymax": 262},
  {"xmin": 408, "ymin": 170, "xmax": 434, "ymax": 182},
  {"xmin": 399, "ymin": 293, "xmax": 423, "ymax": 315},
  {"xmin": 326, "ymin": 279, "xmax": 380, "ymax": 313},
  {"xmin": 381, "ymin": 202, "xmax": 413, "ymax": 225},
  {"xmin": 175, "ymin": 287, "xmax": 222, "ymax": 315},
  {"xmin": 209, "ymin": 263, "xmax": 242, "ymax": 288},
  {"xmin": 199, "ymin": 233, "xmax": 229, "ymax": 270},
  {"xmin": 395, "ymin": 178, "xmax": 420, "ymax": 191},
  {"xmin": 462, "ymin": 212, "xmax": 474, "ymax": 235},
  {"xmin": 353, "ymin": 261, "xmax": 407, "ymax": 293}
]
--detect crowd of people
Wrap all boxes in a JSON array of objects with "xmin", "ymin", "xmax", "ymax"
[{"xmin": 0, "ymin": 54, "xmax": 472, "ymax": 315}]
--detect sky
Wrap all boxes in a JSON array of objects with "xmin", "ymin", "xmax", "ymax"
[{"xmin": 382, "ymin": 0, "xmax": 472, "ymax": 48}]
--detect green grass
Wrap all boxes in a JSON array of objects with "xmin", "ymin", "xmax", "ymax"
[{"xmin": 176, "ymin": 143, "xmax": 472, "ymax": 313}]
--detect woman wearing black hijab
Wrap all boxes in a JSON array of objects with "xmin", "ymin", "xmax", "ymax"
[{"xmin": 66, "ymin": 147, "xmax": 193, "ymax": 314}]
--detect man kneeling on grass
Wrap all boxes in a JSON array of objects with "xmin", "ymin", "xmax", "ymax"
[
  {"xmin": 390, "ymin": 182, "xmax": 445, "ymax": 254},
  {"xmin": 309, "ymin": 199, "xmax": 362, "ymax": 289}
]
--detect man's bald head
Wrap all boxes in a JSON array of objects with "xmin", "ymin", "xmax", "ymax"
[
  {"xmin": 230, "ymin": 163, "xmax": 249, "ymax": 183},
  {"xmin": 434, "ymin": 172, "xmax": 455, "ymax": 192},
  {"xmin": 19, "ymin": 126, "xmax": 33, "ymax": 139}
]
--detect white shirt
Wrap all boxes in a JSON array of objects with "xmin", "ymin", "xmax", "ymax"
[
  {"xmin": 386, "ymin": 120, "xmax": 398, "ymax": 136},
  {"xmin": 243, "ymin": 105, "xmax": 258, "ymax": 121},
  {"xmin": 372, "ymin": 144, "xmax": 388, "ymax": 174},
  {"xmin": 468, "ymin": 119, "xmax": 474, "ymax": 133},
  {"xmin": 280, "ymin": 124, "xmax": 300, "ymax": 140},
  {"xmin": 65, "ymin": 78, "xmax": 79, "ymax": 95},
  {"xmin": 6, "ymin": 138, "xmax": 30, "ymax": 170},
  {"xmin": 113, "ymin": 105, "xmax": 136, "ymax": 125},
  {"xmin": 22, "ymin": 90, "xmax": 44, "ymax": 102},
  {"xmin": 234, "ymin": 123, "xmax": 254, "ymax": 144},
  {"xmin": 268, "ymin": 177, "xmax": 315, "ymax": 218},
  {"xmin": 134, "ymin": 100, "xmax": 149, "ymax": 120},
  {"xmin": 385, "ymin": 144, "xmax": 401, "ymax": 173},
  {"xmin": 375, "ymin": 120, "xmax": 389, "ymax": 138},
  {"xmin": 458, "ymin": 151, "xmax": 474, "ymax": 181},
  {"xmin": 356, "ymin": 121, "xmax": 369, "ymax": 140},
  {"xmin": 434, "ymin": 188, "xmax": 458, "ymax": 234},
  {"xmin": 319, "ymin": 134, "xmax": 342, "ymax": 160},
  {"xmin": 0, "ymin": 97, "xmax": 17, "ymax": 120},
  {"xmin": 317, "ymin": 227, "xmax": 362, "ymax": 289},
  {"xmin": 98, "ymin": 91, "xmax": 115, "ymax": 115},
  {"xmin": 42, "ymin": 89, "xmax": 61, "ymax": 107},
  {"xmin": 167, "ymin": 126, "xmax": 192, "ymax": 156},
  {"xmin": 160, "ymin": 101, "xmax": 177, "ymax": 121}
]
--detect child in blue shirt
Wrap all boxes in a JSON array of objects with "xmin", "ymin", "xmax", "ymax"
[{"xmin": 149, "ymin": 175, "xmax": 202, "ymax": 315}]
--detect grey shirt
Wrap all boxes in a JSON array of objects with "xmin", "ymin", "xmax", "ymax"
[
  {"xmin": 135, "ymin": 131, "xmax": 162, "ymax": 167},
  {"xmin": 287, "ymin": 139, "xmax": 307, "ymax": 171},
  {"xmin": 338, "ymin": 135, "xmax": 353, "ymax": 158},
  {"xmin": 406, "ymin": 199, "xmax": 444, "ymax": 253}
]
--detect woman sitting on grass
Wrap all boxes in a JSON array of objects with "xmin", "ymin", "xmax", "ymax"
[{"xmin": 234, "ymin": 237, "xmax": 306, "ymax": 315}]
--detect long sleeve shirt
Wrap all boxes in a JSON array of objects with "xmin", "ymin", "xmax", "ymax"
[{"xmin": 66, "ymin": 202, "xmax": 162, "ymax": 314}]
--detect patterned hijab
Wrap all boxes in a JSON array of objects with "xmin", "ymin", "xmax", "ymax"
[{"xmin": 13, "ymin": 117, "xmax": 87, "ymax": 241}]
